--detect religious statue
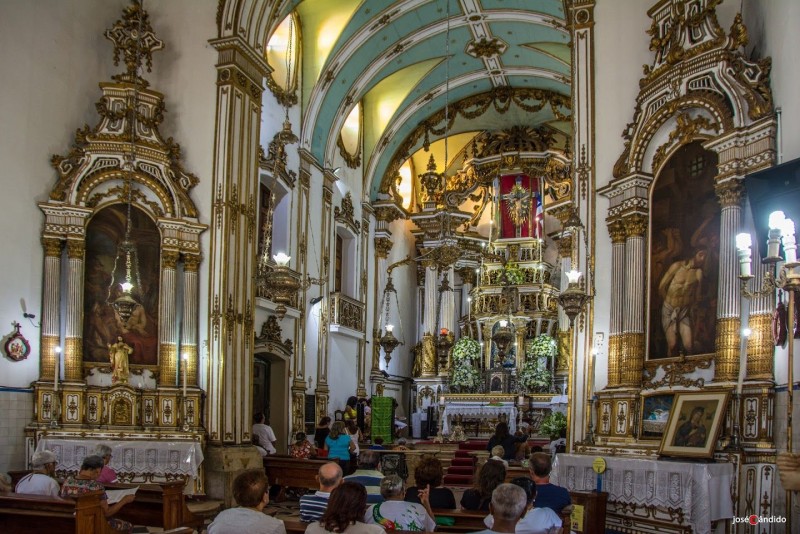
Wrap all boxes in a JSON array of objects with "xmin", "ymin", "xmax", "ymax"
[
  {"xmin": 450, "ymin": 424, "xmax": 467, "ymax": 442},
  {"xmin": 421, "ymin": 333, "xmax": 437, "ymax": 375},
  {"xmin": 108, "ymin": 336, "xmax": 132, "ymax": 384}
]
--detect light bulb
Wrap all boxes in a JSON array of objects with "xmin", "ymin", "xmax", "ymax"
[
  {"xmin": 55, "ymin": 346, "xmax": 61, "ymax": 354},
  {"xmin": 769, "ymin": 211, "xmax": 786, "ymax": 231},
  {"xmin": 385, "ymin": 324, "xmax": 394, "ymax": 333},
  {"xmin": 121, "ymin": 281, "xmax": 133, "ymax": 293},
  {"xmin": 499, "ymin": 320, "xmax": 508, "ymax": 327},
  {"xmin": 565, "ymin": 270, "xmax": 582, "ymax": 284},
  {"xmin": 742, "ymin": 327, "xmax": 752, "ymax": 337},
  {"xmin": 273, "ymin": 252, "xmax": 291, "ymax": 266},
  {"xmin": 735, "ymin": 233, "xmax": 752, "ymax": 251},
  {"xmin": 782, "ymin": 218, "xmax": 796, "ymax": 237}
]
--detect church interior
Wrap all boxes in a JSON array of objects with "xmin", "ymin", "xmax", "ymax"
[{"xmin": 1, "ymin": 0, "xmax": 800, "ymax": 532}]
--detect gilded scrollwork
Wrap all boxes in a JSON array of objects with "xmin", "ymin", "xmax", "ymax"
[{"xmin": 641, "ymin": 354, "xmax": 712, "ymax": 390}]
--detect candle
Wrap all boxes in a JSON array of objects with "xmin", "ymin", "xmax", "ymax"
[
  {"xmin": 54, "ymin": 347, "xmax": 61, "ymax": 392},
  {"xmin": 737, "ymin": 329, "xmax": 750, "ymax": 395},
  {"xmin": 440, "ymin": 328, "xmax": 448, "ymax": 336}
]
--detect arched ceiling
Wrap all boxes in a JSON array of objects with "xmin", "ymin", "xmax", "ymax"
[{"xmin": 267, "ymin": 0, "xmax": 571, "ymax": 199}]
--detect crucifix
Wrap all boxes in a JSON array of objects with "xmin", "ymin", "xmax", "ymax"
[{"xmin": 501, "ymin": 177, "xmax": 532, "ymax": 238}]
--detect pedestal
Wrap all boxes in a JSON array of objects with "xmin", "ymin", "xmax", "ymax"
[{"xmin": 204, "ymin": 445, "xmax": 264, "ymax": 507}]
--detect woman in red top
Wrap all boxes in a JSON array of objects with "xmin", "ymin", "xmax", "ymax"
[{"xmin": 289, "ymin": 432, "xmax": 316, "ymax": 459}]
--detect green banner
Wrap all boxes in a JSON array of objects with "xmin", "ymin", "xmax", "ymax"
[{"xmin": 371, "ymin": 396, "xmax": 394, "ymax": 444}]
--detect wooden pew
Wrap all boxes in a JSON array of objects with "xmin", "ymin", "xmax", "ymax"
[
  {"xmin": 106, "ymin": 480, "xmax": 205, "ymax": 531},
  {"xmin": 284, "ymin": 518, "xmax": 431, "ymax": 534},
  {"xmin": 263, "ymin": 455, "xmax": 329, "ymax": 501},
  {"xmin": 430, "ymin": 508, "xmax": 488, "ymax": 533},
  {"xmin": 0, "ymin": 490, "xmax": 110, "ymax": 534}
]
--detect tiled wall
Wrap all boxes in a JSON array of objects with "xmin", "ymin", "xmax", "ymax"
[{"xmin": 0, "ymin": 390, "xmax": 33, "ymax": 473}]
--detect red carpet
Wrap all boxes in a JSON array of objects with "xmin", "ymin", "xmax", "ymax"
[{"xmin": 442, "ymin": 440, "xmax": 486, "ymax": 486}]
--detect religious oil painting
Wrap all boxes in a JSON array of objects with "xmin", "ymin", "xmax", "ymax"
[
  {"xmin": 659, "ymin": 390, "xmax": 729, "ymax": 458},
  {"xmin": 639, "ymin": 393, "xmax": 674, "ymax": 441},
  {"xmin": 83, "ymin": 204, "xmax": 161, "ymax": 366},
  {"xmin": 648, "ymin": 141, "xmax": 720, "ymax": 359}
]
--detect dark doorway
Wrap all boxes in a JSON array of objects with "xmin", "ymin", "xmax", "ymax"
[{"xmin": 253, "ymin": 357, "xmax": 271, "ymax": 422}]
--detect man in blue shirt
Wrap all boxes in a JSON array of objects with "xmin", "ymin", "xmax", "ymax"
[
  {"xmin": 529, "ymin": 452, "xmax": 571, "ymax": 514},
  {"xmin": 343, "ymin": 450, "xmax": 384, "ymax": 504},
  {"xmin": 299, "ymin": 462, "xmax": 343, "ymax": 522}
]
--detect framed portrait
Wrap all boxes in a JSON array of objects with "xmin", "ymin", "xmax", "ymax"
[
  {"xmin": 3, "ymin": 323, "xmax": 30, "ymax": 362},
  {"xmin": 659, "ymin": 390, "xmax": 729, "ymax": 458},
  {"xmin": 639, "ymin": 393, "xmax": 674, "ymax": 440}
]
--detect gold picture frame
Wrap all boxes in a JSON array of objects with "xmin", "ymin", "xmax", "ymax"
[{"xmin": 659, "ymin": 390, "xmax": 729, "ymax": 458}]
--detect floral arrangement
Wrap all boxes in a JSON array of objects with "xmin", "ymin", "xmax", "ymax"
[
  {"xmin": 540, "ymin": 411, "xmax": 567, "ymax": 438},
  {"xmin": 527, "ymin": 333, "xmax": 557, "ymax": 359},
  {"xmin": 517, "ymin": 359, "xmax": 552, "ymax": 392},
  {"xmin": 517, "ymin": 334, "xmax": 557, "ymax": 393},
  {"xmin": 502, "ymin": 263, "xmax": 525, "ymax": 285},
  {"xmin": 450, "ymin": 337, "xmax": 481, "ymax": 391}
]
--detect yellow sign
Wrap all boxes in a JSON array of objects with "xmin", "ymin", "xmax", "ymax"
[
  {"xmin": 592, "ymin": 456, "xmax": 607, "ymax": 474},
  {"xmin": 570, "ymin": 504, "xmax": 585, "ymax": 532}
]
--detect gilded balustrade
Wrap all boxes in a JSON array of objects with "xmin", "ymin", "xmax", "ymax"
[{"xmin": 330, "ymin": 292, "xmax": 366, "ymax": 333}]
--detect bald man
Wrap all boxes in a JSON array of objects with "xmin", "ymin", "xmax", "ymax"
[{"xmin": 299, "ymin": 462, "xmax": 343, "ymax": 522}]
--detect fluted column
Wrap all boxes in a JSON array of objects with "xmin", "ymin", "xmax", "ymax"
[
  {"xmin": 64, "ymin": 240, "xmax": 85, "ymax": 381},
  {"xmin": 423, "ymin": 261, "xmax": 438, "ymax": 335},
  {"xmin": 181, "ymin": 253, "xmax": 201, "ymax": 386},
  {"xmin": 441, "ymin": 266, "xmax": 455, "ymax": 333},
  {"xmin": 458, "ymin": 267, "xmax": 475, "ymax": 336},
  {"xmin": 747, "ymin": 258, "xmax": 774, "ymax": 380},
  {"xmin": 40, "ymin": 238, "xmax": 63, "ymax": 381},
  {"xmin": 314, "ymin": 180, "xmax": 334, "ymax": 419},
  {"xmin": 619, "ymin": 214, "xmax": 647, "ymax": 387},
  {"xmin": 515, "ymin": 323, "xmax": 527, "ymax": 369},
  {"xmin": 712, "ymin": 179, "xmax": 744, "ymax": 381},
  {"xmin": 158, "ymin": 250, "xmax": 180, "ymax": 385},
  {"xmin": 606, "ymin": 219, "xmax": 627, "ymax": 388},
  {"xmin": 206, "ymin": 41, "xmax": 265, "ymax": 445}
]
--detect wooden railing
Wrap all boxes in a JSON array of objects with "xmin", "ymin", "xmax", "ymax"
[{"xmin": 330, "ymin": 292, "xmax": 366, "ymax": 333}]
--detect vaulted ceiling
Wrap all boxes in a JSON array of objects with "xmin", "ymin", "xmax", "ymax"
[{"xmin": 266, "ymin": 0, "xmax": 571, "ymax": 198}]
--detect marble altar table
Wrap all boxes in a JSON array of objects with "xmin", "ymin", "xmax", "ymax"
[{"xmin": 442, "ymin": 401, "xmax": 517, "ymax": 435}]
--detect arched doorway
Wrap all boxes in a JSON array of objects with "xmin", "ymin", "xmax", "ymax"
[{"xmin": 253, "ymin": 351, "xmax": 289, "ymax": 453}]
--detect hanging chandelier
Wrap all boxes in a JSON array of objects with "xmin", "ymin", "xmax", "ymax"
[{"xmin": 378, "ymin": 274, "xmax": 405, "ymax": 364}]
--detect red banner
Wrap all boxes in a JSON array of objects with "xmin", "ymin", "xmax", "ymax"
[{"xmin": 499, "ymin": 174, "xmax": 542, "ymax": 238}]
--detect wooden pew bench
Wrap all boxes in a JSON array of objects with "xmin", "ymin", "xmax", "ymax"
[
  {"xmin": 284, "ymin": 519, "xmax": 431, "ymax": 534},
  {"xmin": 106, "ymin": 480, "xmax": 206, "ymax": 531},
  {"xmin": 263, "ymin": 455, "xmax": 329, "ymax": 501},
  {"xmin": 431, "ymin": 507, "xmax": 571, "ymax": 534},
  {"xmin": 0, "ymin": 489, "xmax": 110, "ymax": 534}
]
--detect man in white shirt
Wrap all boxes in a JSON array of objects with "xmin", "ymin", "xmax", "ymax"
[
  {"xmin": 16, "ymin": 450, "xmax": 60, "ymax": 497},
  {"xmin": 253, "ymin": 412, "xmax": 277, "ymax": 456},
  {"xmin": 484, "ymin": 477, "xmax": 562, "ymax": 534}
]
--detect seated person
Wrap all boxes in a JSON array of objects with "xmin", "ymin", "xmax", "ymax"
[
  {"xmin": 405, "ymin": 456, "xmax": 456, "ymax": 510},
  {"xmin": 364, "ymin": 475, "xmax": 435, "ymax": 532},
  {"xmin": 252, "ymin": 412, "xmax": 277, "ymax": 455},
  {"xmin": 290, "ymin": 432, "xmax": 316, "ymax": 459},
  {"xmin": 484, "ymin": 477, "xmax": 562, "ymax": 534},
  {"xmin": 93, "ymin": 444, "xmax": 118, "ymax": 484},
  {"xmin": 475, "ymin": 483, "xmax": 528, "ymax": 534},
  {"xmin": 208, "ymin": 469, "xmax": 286, "ymax": 534},
  {"xmin": 343, "ymin": 451, "xmax": 384, "ymax": 504},
  {"xmin": 16, "ymin": 450, "xmax": 60, "ymax": 497},
  {"xmin": 528, "ymin": 453, "xmax": 571, "ymax": 514},
  {"xmin": 461, "ymin": 460, "xmax": 507, "ymax": 512},
  {"xmin": 490, "ymin": 445, "xmax": 509, "ymax": 468},
  {"xmin": 369, "ymin": 437, "xmax": 386, "ymax": 450},
  {"xmin": 393, "ymin": 438, "xmax": 412, "ymax": 451},
  {"xmin": 548, "ymin": 429, "xmax": 567, "ymax": 457},
  {"xmin": 60, "ymin": 455, "xmax": 135, "ymax": 532},
  {"xmin": 306, "ymin": 481, "xmax": 384, "ymax": 534},
  {"xmin": 300, "ymin": 462, "xmax": 344, "ymax": 522},
  {"xmin": 487, "ymin": 422, "xmax": 527, "ymax": 461},
  {"xmin": 0, "ymin": 472, "xmax": 12, "ymax": 492}
]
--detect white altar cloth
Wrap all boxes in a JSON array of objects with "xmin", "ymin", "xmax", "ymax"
[
  {"xmin": 442, "ymin": 402, "xmax": 517, "ymax": 435},
  {"xmin": 551, "ymin": 454, "xmax": 734, "ymax": 534},
  {"xmin": 36, "ymin": 438, "xmax": 204, "ymax": 479}
]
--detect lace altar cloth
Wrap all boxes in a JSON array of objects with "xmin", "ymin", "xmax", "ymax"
[
  {"xmin": 552, "ymin": 454, "xmax": 734, "ymax": 534},
  {"xmin": 36, "ymin": 438, "xmax": 204, "ymax": 479},
  {"xmin": 442, "ymin": 402, "xmax": 517, "ymax": 435}
]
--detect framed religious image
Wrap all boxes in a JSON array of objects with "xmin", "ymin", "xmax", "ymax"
[
  {"xmin": 659, "ymin": 390, "xmax": 729, "ymax": 458},
  {"xmin": 639, "ymin": 393, "xmax": 674, "ymax": 441},
  {"xmin": 3, "ymin": 322, "xmax": 30, "ymax": 361}
]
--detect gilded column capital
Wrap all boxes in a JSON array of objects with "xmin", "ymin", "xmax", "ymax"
[
  {"xmin": 374, "ymin": 237, "xmax": 393, "ymax": 259},
  {"xmin": 549, "ymin": 204, "xmax": 575, "ymax": 226},
  {"xmin": 182, "ymin": 253, "xmax": 202, "ymax": 272},
  {"xmin": 621, "ymin": 213, "xmax": 648, "ymax": 238},
  {"xmin": 66, "ymin": 240, "xmax": 85, "ymax": 259},
  {"xmin": 161, "ymin": 250, "xmax": 180, "ymax": 270},
  {"xmin": 421, "ymin": 259, "xmax": 437, "ymax": 270},
  {"xmin": 607, "ymin": 218, "xmax": 627, "ymax": 244},
  {"xmin": 42, "ymin": 238, "xmax": 63, "ymax": 257},
  {"xmin": 714, "ymin": 179, "xmax": 744, "ymax": 208},
  {"xmin": 457, "ymin": 267, "xmax": 476, "ymax": 286}
]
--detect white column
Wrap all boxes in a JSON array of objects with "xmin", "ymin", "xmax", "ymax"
[
  {"xmin": 40, "ymin": 238, "xmax": 63, "ymax": 381},
  {"xmin": 64, "ymin": 240, "xmax": 85, "ymax": 381}
]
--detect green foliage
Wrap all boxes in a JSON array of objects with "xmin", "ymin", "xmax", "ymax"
[
  {"xmin": 540, "ymin": 411, "xmax": 567, "ymax": 438},
  {"xmin": 527, "ymin": 334, "xmax": 557, "ymax": 359},
  {"xmin": 503, "ymin": 263, "xmax": 525, "ymax": 285},
  {"xmin": 450, "ymin": 337, "xmax": 481, "ymax": 391}
]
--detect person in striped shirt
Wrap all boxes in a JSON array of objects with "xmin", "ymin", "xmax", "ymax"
[
  {"xmin": 299, "ymin": 462, "xmax": 343, "ymax": 522},
  {"xmin": 344, "ymin": 450, "xmax": 384, "ymax": 504}
]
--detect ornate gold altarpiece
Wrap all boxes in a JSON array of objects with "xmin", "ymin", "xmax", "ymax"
[{"xmin": 28, "ymin": 2, "xmax": 207, "ymax": 493}]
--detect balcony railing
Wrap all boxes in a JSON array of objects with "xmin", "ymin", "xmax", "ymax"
[{"xmin": 330, "ymin": 292, "xmax": 366, "ymax": 333}]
